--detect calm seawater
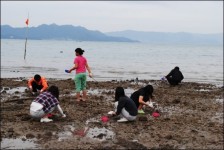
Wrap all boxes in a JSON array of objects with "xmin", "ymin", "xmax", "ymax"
[{"xmin": 1, "ymin": 39, "xmax": 223, "ymax": 86}]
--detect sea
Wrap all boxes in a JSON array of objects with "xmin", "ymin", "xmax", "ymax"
[{"xmin": 1, "ymin": 39, "xmax": 223, "ymax": 86}]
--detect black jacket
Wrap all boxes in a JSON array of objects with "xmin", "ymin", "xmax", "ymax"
[
  {"xmin": 116, "ymin": 96, "xmax": 138, "ymax": 116},
  {"xmin": 166, "ymin": 68, "xmax": 184, "ymax": 82}
]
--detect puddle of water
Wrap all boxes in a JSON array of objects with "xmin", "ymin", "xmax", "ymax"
[
  {"xmin": 85, "ymin": 117, "xmax": 100, "ymax": 125},
  {"xmin": 58, "ymin": 130, "xmax": 73, "ymax": 141},
  {"xmin": 13, "ymin": 78, "xmax": 26, "ymax": 82},
  {"xmin": 85, "ymin": 127, "xmax": 115, "ymax": 141},
  {"xmin": 68, "ymin": 89, "xmax": 108, "ymax": 97},
  {"xmin": 57, "ymin": 124, "xmax": 75, "ymax": 141},
  {"xmin": 1, "ymin": 136, "xmax": 39, "ymax": 149},
  {"xmin": 158, "ymin": 105, "xmax": 181, "ymax": 116},
  {"xmin": 1, "ymin": 87, "xmax": 28, "ymax": 102},
  {"xmin": 65, "ymin": 89, "xmax": 110, "ymax": 96},
  {"xmin": 87, "ymin": 89, "xmax": 102, "ymax": 95},
  {"xmin": 1, "ymin": 87, "xmax": 27, "ymax": 94},
  {"xmin": 196, "ymin": 89, "xmax": 211, "ymax": 92},
  {"xmin": 88, "ymin": 89, "xmax": 114, "ymax": 95},
  {"xmin": 159, "ymin": 105, "xmax": 199, "ymax": 117},
  {"xmin": 66, "ymin": 88, "xmax": 135, "ymax": 97},
  {"xmin": 57, "ymin": 121, "xmax": 115, "ymax": 142}
]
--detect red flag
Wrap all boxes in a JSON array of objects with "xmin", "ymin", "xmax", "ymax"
[{"xmin": 25, "ymin": 19, "xmax": 29, "ymax": 25}]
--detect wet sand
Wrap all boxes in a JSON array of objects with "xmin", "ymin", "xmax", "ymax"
[{"xmin": 1, "ymin": 78, "xmax": 223, "ymax": 149}]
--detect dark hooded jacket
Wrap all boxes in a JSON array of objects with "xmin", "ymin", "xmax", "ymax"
[{"xmin": 166, "ymin": 67, "xmax": 184, "ymax": 82}]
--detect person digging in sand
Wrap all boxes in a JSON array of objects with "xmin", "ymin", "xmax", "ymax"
[
  {"xmin": 30, "ymin": 85, "xmax": 66, "ymax": 122},
  {"xmin": 130, "ymin": 85, "xmax": 155, "ymax": 114},
  {"xmin": 109, "ymin": 87, "xmax": 138, "ymax": 122},
  {"xmin": 67, "ymin": 48, "xmax": 93, "ymax": 102},
  {"xmin": 28, "ymin": 74, "xmax": 48, "ymax": 95}
]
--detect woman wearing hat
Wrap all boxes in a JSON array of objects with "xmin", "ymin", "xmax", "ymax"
[{"xmin": 68, "ymin": 48, "xmax": 92, "ymax": 102}]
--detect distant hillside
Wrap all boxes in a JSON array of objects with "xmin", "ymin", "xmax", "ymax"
[
  {"xmin": 106, "ymin": 30, "xmax": 223, "ymax": 45},
  {"xmin": 1, "ymin": 24, "xmax": 138, "ymax": 42}
]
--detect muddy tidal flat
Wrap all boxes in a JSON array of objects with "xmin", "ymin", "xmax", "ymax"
[{"xmin": 1, "ymin": 78, "xmax": 223, "ymax": 149}]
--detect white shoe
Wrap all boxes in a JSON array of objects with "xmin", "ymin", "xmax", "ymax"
[
  {"xmin": 40, "ymin": 117, "xmax": 53, "ymax": 123},
  {"xmin": 117, "ymin": 117, "xmax": 128, "ymax": 122},
  {"xmin": 148, "ymin": 102, "xmax": 154, "ymax": 108}
]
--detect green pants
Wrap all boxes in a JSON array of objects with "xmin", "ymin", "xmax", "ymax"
[{"xmin": 74, "ymin": 73, "xmax": 87, "ymax": 92}]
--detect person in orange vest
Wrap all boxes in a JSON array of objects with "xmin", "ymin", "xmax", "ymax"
[{"xmin": 28, "ymin": 74, "xmax": 48, "ymax": 95}]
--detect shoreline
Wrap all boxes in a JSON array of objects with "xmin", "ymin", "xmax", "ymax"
[{"xmin": 1, "ymin": 76, "xmax": 223, "ymax": 87}]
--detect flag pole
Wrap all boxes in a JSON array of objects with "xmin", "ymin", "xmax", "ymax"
[{"xmin": 24, "ymin": 13, "xmax": 29, "ymax": 60}]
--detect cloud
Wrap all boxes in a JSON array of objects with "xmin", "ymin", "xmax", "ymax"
[{"xmin": 1, "ymin": 1, "xmax": 223, "ymax": 33}]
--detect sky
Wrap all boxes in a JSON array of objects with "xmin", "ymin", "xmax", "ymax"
[{"xmin": 1, "ymin": 1, "xmax": 223, "ymax": 34}]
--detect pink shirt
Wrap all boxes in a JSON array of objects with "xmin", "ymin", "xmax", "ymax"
[{"xmin": 74, "ymin": 56, "xmax": 87, "ymax": 74}]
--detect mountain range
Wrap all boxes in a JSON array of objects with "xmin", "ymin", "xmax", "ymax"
[
  {"xmin": 1, "ymin": 24, "xmax": 223, "ymax": 45},
  {"xmin": 1, "ymin": 24, "xmax": 137, "ymax": 42},
  {"xmin": 106, "ymin": 30, "xmax": 223, "ymax": 45}
]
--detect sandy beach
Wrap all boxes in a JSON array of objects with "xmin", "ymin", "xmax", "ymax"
[{"xmin": 1, "ymin": 78, "xmax": 223, "ymax": 149}]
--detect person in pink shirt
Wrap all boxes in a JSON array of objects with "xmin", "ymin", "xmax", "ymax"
[{"xmin": 68, "ymin": 48, "xmax": 92, "ymax": 101}]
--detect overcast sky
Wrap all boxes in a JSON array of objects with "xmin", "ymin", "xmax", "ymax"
[{"xmin": 1, "ymin": 1, "xmax": 223, "ymax": 34}]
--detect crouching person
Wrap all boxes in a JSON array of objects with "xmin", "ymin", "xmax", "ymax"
[
  {"xmin": 28, "ymin": 74, "xmax": 49, "ymax": 95},
  {"xmin": 165, "ymin": 66, "xmax": 184, "ymax": 85},
  {"xmin": 30, "ymin": 85, "xmax": 66, "ymax": 122},
  {"xmin": 111, "ymin": 87, "xmax": 138, "ymax": 123}
]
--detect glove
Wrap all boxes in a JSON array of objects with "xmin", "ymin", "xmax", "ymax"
[
  {"xmin": 62, "ymin": 114, "xmax": 66, "ymax": 118},
  {"xmin": 147, "ymin": 102, "xmax": 154, "ymax": 108},
  {"xmin": 108, "ymin": 111, "xmax": 115, "ymax": 115}
]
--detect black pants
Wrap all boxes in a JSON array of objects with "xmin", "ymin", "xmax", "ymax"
[
  {"xmin": 31, "ymin": 82, "xmax": 43, "ymax": 92},
  {"xmin": 166, "ymin": 77, "xmax": 180, "ymax": 85}
]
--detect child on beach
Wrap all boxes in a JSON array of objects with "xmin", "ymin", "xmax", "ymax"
[
  {"xmin": 28, "ymin": 74, "xmax": 48, "ymax": 95},
  {"xmin": 109, "ymin": 87, "xmax": 138, "ymax": 122},
  {"xmin": 130, "ymin": 85, "xmax": 155, "ymax": 114},
  {"xmin": 165, "ymin": 66, "xmax": 184, "ymax": 85},
  {"xmin": 30, "ymin": 85, "xmax": 66, "ymax": 122},
  {"xmin": 67, "ymin": 48, "xmax": 92, "ymax": 102}
]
